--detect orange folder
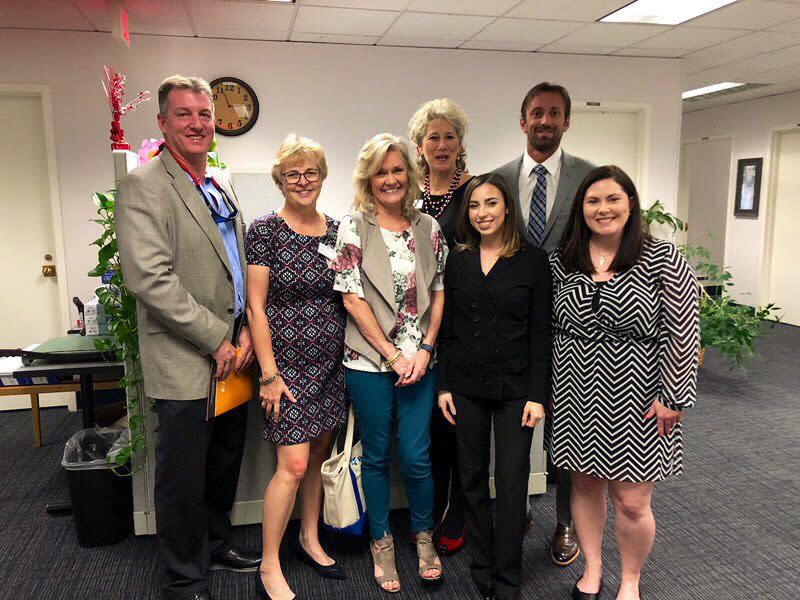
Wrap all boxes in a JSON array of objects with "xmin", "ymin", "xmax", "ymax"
[{"xmin": 205, "ymin": 348, "xmax": 255, "ymax": 420}]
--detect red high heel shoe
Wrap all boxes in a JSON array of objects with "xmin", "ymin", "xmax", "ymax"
[{"xmin": 434, "ymin": 525, "xmax": 465, "ymax": 556}]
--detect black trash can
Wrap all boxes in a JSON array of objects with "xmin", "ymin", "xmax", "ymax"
[{"xmin": 61, "ymin": 427, "xmax": 133, "ymax": 547}]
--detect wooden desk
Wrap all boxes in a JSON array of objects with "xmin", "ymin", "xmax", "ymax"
[{"xmin": 0, "ymin": 380, "xmax": 120, "ymax": 447}]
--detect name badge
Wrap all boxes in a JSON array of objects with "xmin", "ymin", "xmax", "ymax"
[{"xmin": 318, "ymin": 243, "xmax": 335, "ymax": 260}]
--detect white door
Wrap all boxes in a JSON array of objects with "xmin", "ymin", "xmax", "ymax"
[
  {"xmin": 680, "ymin": 138, "xmax": 731, "ymax": 266},
  {"xmin": 0, "ymin": 93, "xmax": 68, "ymax": 408},
  {"xmin": 565, "ymin": 109, "xmax": 643, "ymax": 190},
  {"xmin": 768, "ymin": 129, "xmax": 800, "ymax": 326}
]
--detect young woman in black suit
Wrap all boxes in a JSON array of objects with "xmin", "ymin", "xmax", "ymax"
[{"xmin": 436, "ymin": 172, "xmax": 552, "ymax": 600}]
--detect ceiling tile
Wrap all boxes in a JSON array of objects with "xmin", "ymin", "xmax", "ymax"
[
  {"xmin": 767, "ymin": 17, "xmax": 800, "ymax": 32},
  {"xmin": 460, "ymin": 40, "xmax": 546, "ymax": 51},
  {"xmin": 406, "ymin": 0, "xmax": 520, "ymax": 17},
  {"xmin": 732, "ymin": 43, "xmax": 800, "ymax": 74},
  {"xmin": 539, "ymin": 22, "xmax": 668, "ymax": 53},
  {"xmin": 613, "ymin": 47, "xmax": 689, "ymax": 58},
  {"xmin": 508, "ymin": 0, "xmax": 630, "ymax": 22},
  {"xmin": 290, "ymin": 32, "xmax": 379, "ymax": 44},
  {"xmin": 630, "ymin": 26, "xmax": 746, "ymax": 53},
  {"xmin": 294, "ymin": 6, "xmax": 396, "ymax": 35},
  {"xmin": 188, "ymin": 0, "xmax": 293, "ymax": 40},
  {"xmin": 538, "ymin": 44, "xmax": 623, "ymax": 55},
  {"xmin": 686, "ymin": 0, "xmax": 800, "ymax": 30},
  {"xmin": 123, "ymin": 0, "xmax": 193, "ymax": 37},
  {"xmin": 683, "ymin": 31, "xmax": 800, "ymax": 73},
  {"xmin": 748, "ymin": 62, "xmax": 800, "ymax": 84},
  {"xmin": 379, "ymin": 12, "xmax": 493, "ymax": 45},
  {"xmin": 2, "ymin": 0, "xmax": 95, "ymax": 30},
  {"xmin": 467, "ymin": 18, "xmax": 582, "ymax": 49},
  {"xmin": 298, "ymin": 0, "xmax": 407, "ymax": 8}
]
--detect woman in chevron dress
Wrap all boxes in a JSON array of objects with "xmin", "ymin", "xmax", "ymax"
[{"xmin": 548, "ymin": 165, "xmax": 699, "ymax": 600}]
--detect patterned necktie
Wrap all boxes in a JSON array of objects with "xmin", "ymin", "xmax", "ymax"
[{"xmin": 527, "ymin": 164, "xmax": 548, "ymax": 247}]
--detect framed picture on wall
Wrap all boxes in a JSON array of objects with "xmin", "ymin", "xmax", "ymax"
[{"xmin": 734, "ymin": 157, "xmax": 762, "ymax": 217}]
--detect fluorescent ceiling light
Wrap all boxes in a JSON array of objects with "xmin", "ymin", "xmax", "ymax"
[
  {"xmin": 601, "ymin": 0, "xmax": 737, "ymax": 25},
  {"xmin": 682, "ymin": 82, "xmax": 744, "ymax": 99}
]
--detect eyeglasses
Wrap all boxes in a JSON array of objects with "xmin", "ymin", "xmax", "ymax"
[{"xmin": 282, "ymin": 169, "xmax": 321, "ymax": 184}]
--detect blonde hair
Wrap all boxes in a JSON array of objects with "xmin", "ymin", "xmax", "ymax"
[
  {"xmin": 407, "ymin": 97, "xmax": 469, "ymax": 177},
  {"xmin": 352, "ymin": 133, "xmax": 419, "ymax": 220},
  {"xmin": 271, "ymin": 133, "xmax": 328, "ymax": 188},
  {"xmin": 158, "ymin": 75, "xmax": 212, "ymax": 116}
]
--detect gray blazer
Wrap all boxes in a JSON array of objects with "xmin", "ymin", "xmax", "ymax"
[
  {"xmin": 344, "ymin": 210, "xmax": 436, "ymax": 367},
  {"xmin": 116, "ymin": 150, "xmax": 247, "ymax": 400},
  {"xmin": 493, "ymin": 150, "xmax": 595, "ymax": 254}
]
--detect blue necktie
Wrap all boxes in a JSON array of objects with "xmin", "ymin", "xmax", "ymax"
[{"xmin": 527, "ymin": 164, "xmax": 547, "ymax": 247}]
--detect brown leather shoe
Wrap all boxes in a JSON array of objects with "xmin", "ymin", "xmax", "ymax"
[{"xmin": 550, "ymin": 523, "xmax": 580, "ymax": 566}]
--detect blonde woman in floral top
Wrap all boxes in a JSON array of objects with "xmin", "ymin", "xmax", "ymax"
[{"xmin": 331, "ymin": 133, "xmax": 447, "ymax": 594}]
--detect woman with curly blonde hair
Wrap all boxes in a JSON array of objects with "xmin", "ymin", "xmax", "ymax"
[{"xmin": 408, "ymin": 97, "xmax": 474, "ymax": 555}]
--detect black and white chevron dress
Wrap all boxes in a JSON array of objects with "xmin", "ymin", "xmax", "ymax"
[{"xmin": 549, "ymin": 238, "xmax": 699, "ymax": 482}]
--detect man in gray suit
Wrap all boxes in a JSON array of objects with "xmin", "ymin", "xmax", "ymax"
[
  {"xmin": 494, "ymin": 82, "xmax": 594, "ymax": 567},
  {"xmin": 116, "ymin": 75, "xmax": 258, "ymax": 600}
]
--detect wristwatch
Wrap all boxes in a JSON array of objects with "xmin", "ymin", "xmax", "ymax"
[{"xmin": 420, "ymin": 343, "xmax": 435, "ymax": 355}]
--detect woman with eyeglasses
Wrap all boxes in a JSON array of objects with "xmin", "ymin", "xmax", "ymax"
[{"xmin": 246, "ymin": 133, "xmax": 347, "ymax": 600}]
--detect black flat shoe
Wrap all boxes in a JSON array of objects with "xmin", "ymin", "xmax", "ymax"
[
  {"xmin": 471, "ymin": 577, "xmax": 494, "ymax": 600},
  {"xmin": 572, "ymin": 578, "xmax": 603, "ymax": 599},
  {"xmin": 297, "ymin": 544, "xmax": 347, "ymax": 580}
]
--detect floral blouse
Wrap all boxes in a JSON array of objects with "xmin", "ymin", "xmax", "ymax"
[{"xmin": 332, "ymin": 215, "xmax": 448, "ymax": 372}]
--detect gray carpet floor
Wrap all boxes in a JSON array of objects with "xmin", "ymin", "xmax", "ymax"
[{"xmin": 0, "ymin": 324, "xmax": 798, "ymax": 600}]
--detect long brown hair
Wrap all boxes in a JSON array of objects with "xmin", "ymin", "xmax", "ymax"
[
  {"xmin": 558, "ymin": 165, "xmax": 649, "ymax": 274},
  {"xmin": 456, "ymin": 172, "xmax": 522, "ymax": 258}
]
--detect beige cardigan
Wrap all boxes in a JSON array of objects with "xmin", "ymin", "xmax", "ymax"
[{"xmin": 344, "ymin": 209, "xmax": 437, "ymax": 367}]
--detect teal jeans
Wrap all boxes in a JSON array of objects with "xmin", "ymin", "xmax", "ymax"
[{"xmin": 345, "ymin": 367, "xmax": 436, "ymax": 540}]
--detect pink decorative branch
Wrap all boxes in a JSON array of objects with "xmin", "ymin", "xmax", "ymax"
[{"xmin": 101, "ymin": 66, "xmax": 150, "ymax": 150}]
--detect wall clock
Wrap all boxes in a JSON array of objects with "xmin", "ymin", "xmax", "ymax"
[{"xmin": 209, "ymin": 77, "xmax": 259, "ymax": 136}]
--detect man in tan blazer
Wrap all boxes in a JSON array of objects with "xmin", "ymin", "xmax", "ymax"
[{"xmin": 116, "ymin": 75, "xmax": 257, "ymax": 600}]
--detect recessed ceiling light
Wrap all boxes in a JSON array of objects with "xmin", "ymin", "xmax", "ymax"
[
  {"xmin": 682, "ymin": 82, "xmax": 744, "ymax": 100},
  {"xmin": 601, "ymin": 0, "xmax": 737, "ymax": 25}
]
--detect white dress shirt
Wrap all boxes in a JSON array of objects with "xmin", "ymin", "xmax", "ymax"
[{"xmin": 518, "ymin": 147, "xmax": 563, "ymax": 224}]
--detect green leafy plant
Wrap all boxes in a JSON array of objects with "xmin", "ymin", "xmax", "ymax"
[
  {"xmin": 88, "ymin": 190, "xmax": 148, "ymax": 471},
  {"xmin": 642, "ymin": 201, "xmax": 781, "ymax": 370}
]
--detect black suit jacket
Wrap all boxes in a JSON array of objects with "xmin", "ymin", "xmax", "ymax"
[{"xmin": 437, "ymin": 243, "xmax": 552, "ymax": 402}]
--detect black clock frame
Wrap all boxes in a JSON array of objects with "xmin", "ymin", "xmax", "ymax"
[{"xmin": 209, "ymin": 76, "xmax": 259, "ymax": 137}]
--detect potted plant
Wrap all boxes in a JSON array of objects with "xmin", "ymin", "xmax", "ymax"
[{"xmin": 641, "ymin": 201, "xmax": 781, "ymax": 369}]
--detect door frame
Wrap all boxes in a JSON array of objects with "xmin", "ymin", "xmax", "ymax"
[
  {"xmin": 762, "ymin": 124, "xmax": 800, "ymax": 308},
  {"xmin": 0, "ymin": 84, "xmax": 70, "ymax": 335}
]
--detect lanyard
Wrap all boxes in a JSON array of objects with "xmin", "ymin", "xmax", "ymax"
[{"xmin": 157, "ymin": 144, "xmax": 239, "ymax": 223}]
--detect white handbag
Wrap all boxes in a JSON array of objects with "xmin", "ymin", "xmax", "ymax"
[{"xmin": 321, "ymin": 406, "xmax": 367, "ymax": 535}]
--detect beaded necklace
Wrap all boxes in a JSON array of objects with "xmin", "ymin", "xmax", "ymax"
[{"xmin": 422, "ymin": 166, "xmax": 463, "ymax": 219}]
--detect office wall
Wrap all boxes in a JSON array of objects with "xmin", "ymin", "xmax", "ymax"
[
  {"xmin": 0, "ymin": 29, "xmax": 683, "ymax": 317},
  {"xmin": 682, "ymin": 91, "xmax": 800, "ymax": 305}
]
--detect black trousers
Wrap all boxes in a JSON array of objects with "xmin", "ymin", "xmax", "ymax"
[
  {"xmin": 154, "ymin": 398, "xmax": 248, "ymax": 599},
  {"xmin": 430, "ymin": 402, "xmax": 465, "ymax": 532},
  {"xmin": 556, "ymin": 464, "xmax": 572, "ymax": 526},
  {"xmin": 454, "ymin": 392, "xmax": 533, "ymax": 599}
]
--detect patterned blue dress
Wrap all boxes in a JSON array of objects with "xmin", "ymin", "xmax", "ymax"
[{"xmin": 245, "ymin": 213, "xmax": 346, "ymax": 445}]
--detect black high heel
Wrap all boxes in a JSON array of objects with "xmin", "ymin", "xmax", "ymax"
[
  {"xmin": 572, "ymin": 578, "xmax": 603, "ymax": 599},
  {"xmin": 297, "ymin": 544, "xmax": 347, "ymax": 580},
  {"xmin": 254, "ymin": 572, "xmax": 271, "ymax": 599},
  {"xmin": 254, "ymin": 572, "xmax": 300, "ymax": 600}
]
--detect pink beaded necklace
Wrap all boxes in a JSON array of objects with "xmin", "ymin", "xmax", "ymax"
[{"xmin": 422, "ymin": 166, "xmax": 463, "ymax": 219}]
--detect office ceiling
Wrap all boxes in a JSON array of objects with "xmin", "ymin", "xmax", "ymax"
[{"xmin": 1, "ymin": 0, "xmax": 799, "ymax": 112}]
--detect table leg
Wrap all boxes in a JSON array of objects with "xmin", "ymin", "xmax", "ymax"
[
  {"xmin": 30, "ymin": 392, "xmax": 42, "ymax": 448},
  {"xmin": 79, "ymin": 374, "xmax": 95, "ymax": 428}
]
